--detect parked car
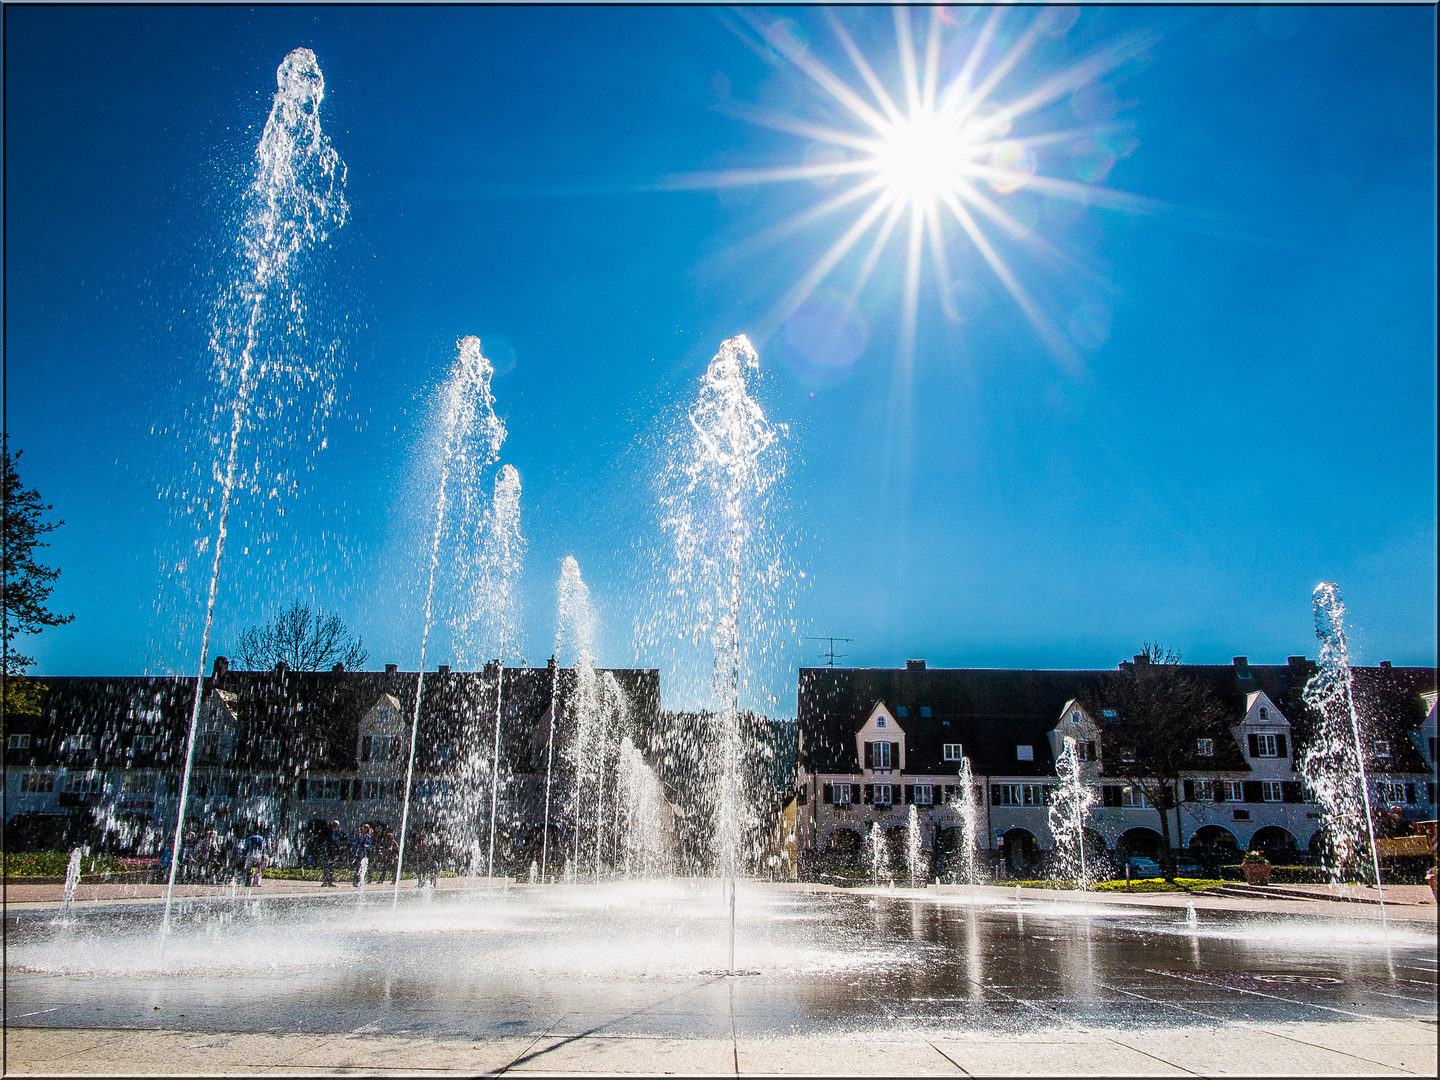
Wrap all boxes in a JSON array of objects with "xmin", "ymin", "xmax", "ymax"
[
  {"xmin": 1126, "ymin": 857, "xmax": 1162, "ymax": 878},
  {"xmin": 1171, "ymin": 857, "xmax": 1204, "ymax": 877}
]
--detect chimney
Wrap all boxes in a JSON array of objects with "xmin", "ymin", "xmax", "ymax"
[
  {"xmin": 437, "ymin": 664, "xmax": 451, "ymax": 675},
  {"xmin": 275, "ymin": 661, "xmax": 289, "ymax": 675},
  {"xmin": 906, "ymin": 659, "xmax": 926, "ymax": 671},
  {"xmin": 484, "ymin": 659, "xmax": 500, "ymax": 678},
  {"xmin": 212, "ymin": 656, "xmax": 229, "ymax": 677},
  {"xmin": 385, "ymin": 663, "xmax": 398, "ymax": 674},
  {"xmin": 548, "ymin": 655, "xmax": 557, "ymax": 672},
  {"xmin": 1133, "ymin": 653, "xmax": 1149, "ymax": 667},
  {"xmin": 1380, "ymin": 660, "xmax": 1392, "ymax": 669},
  {"xmin": 1232, "ymin": 656, "xmax": 1251, "ymax": 678},
  {"xmin": 332, "ymin": 662, "xmax": 345, "ymax": 674},
  {"xmin": 1287, "ymin": 655, "xmax": 1307, "ymax": 670}
]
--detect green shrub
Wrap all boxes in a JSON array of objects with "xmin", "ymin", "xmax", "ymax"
[
  {"xmin": 4, "ymin": 851, "xmax": 123, "ymax": 878},
  {"xmin": 1220, "ymin": 864, "xmax": 1331, "ymax": 884},
  {"xmin": 1093, "ymin": 877, "xmax": 1223, "ymax": 893}
]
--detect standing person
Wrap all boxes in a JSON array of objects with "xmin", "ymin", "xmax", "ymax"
[
  {"xmin": 321, "ymin": 820, "xmax": 342, "ymax": 887},
  {"xmin": 243, "ymin": 833, "xmax": 267, "ymax": 887},
  {"xmin": 352, "ymin": 823, "xmax": 373, "ymax": 888},
  {"xmin": 414, "ymin": 825, "xmax": 438, "ymax": 889},
  {"xmin": 374, "ymin": 829, "xmax": 399, "ymax": 884}
]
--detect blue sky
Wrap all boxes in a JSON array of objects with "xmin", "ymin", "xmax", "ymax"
[{"xmin": 6, "ymin": 6, "xmax": 1436, "ymax": 710}]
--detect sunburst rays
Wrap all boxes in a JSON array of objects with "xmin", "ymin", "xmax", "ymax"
[{"xmin": 673, "ymin": 7, "xmax": 1160, "ymax": 366}]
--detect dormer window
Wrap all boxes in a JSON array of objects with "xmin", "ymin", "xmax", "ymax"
[
  {"xmin": 1102, "ymin": 709, "xmax": 1117, "ymax": 718},
  {"xmin": 1197, "ymin": 738, "xmax": 1214, "ymax": 757},
  {"xmin": 919, "ymin": 706, "xmax": 932, "ymax": 718},
  {"xmin": 1071, "ymin": 710, "xmax": 1082, "ymax": 725},
  {"xmin": 1016, "ymin": 744, "xmax": 1034, "ymax": 761},
  {"xmin": 943, "ymin": 743, "xmax": 963, "ymax": 761},
  {"xmin": 1375, "ymin": 740, "xmax": 1391, "ymax": 759},
  {"xmin": 876, "ymin": 717, "xmax": 887, "ymax": 729},
  {"xmin": 895, "ymin": 707, "xmax": 908, "ymax": 719},
  {"xmin": 377, "ymin": 705, "xmax": 393, "ymax": 724},
  {"xmin": 1259, "ymin": 707, "xmax": 1268, "ymax": 721}
]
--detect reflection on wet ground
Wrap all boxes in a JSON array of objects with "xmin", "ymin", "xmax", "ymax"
[{"xmin": 7, "ymin": 882, "xmax": 1436, "ymax": 1040}]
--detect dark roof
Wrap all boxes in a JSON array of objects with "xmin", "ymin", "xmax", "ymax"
[
  {"xmin": 11, "ymin": 666, "xmax": 659, "ymax": 776},
  {"xmin": 796, "ymin": 662, "xmax": 1436, "ymax": 778}
]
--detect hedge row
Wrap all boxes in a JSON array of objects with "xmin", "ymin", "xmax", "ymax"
[{"xmin": 3, "ymin": 851, "xmax": 125, "ymax": 878}]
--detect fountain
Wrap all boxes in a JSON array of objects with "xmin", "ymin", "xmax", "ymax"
[
  {"xmin": 483, "ymin": 464, "xmax": 525, "ymax": 882},
  {"xmin": 60, "ymin": 848, "xmax": 83, "ymax": 921},
  {"xmin": 1301, "ymin": 582, "xmax": 1388, "ymax": 932},
  {"xmin": 163, "ymin": 47, "xmax": 348, "ymax": 937},
  {"xmin": 660, "ymin": 333, "xmax": 786, "ymax": 971},
  {"xmin": 905, "ymin": 804, "xmax": 923, "ymax": 887},
  {"xmin": 1185, "ymin": 900, "xmax": 1198, "ymax": 930},
  {"xmin": 392, "ymin": 334, "xmax": 505, "ymax": 908},
  {"xmin": 867, "ymin": 821, "xmax": 889, "ymax": 886},
  {"xmin": 1048, "ymin": 735, "xmax": 1097, "ymax": 890},
  {"xmin": 954, "ymin": 757, "xmax": 980, "ymax": 887},
  {"xmin": 542, "ymin": 557, "xmax": 595, "ymax": 881}
]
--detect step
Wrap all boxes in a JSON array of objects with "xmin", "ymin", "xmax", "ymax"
[{"xmin": 1211, "ymin": 883, "xmax": 1384, "ymax": 905}]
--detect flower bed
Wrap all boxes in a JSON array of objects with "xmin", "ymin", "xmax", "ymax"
[{"xmin": 4, "ymin": 851, "xmax": 123, "ymax": 879}]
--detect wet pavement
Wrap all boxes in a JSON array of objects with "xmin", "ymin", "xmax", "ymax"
[{"xmin": 5, "ymin": 882, "xmax": 1436, "ymax": 1073}]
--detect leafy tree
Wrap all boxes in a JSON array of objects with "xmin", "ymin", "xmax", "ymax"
[
  {"xmin": 1077, "ymin": 643, "xmax": 1231, "ymax": 881},
  {"xmin": 234, "ymin": 600, "xmax": 368, "ymax": 672},
  {"xmin": 3, "ymin": 442, "xmax": 74, "ymax": 720}
]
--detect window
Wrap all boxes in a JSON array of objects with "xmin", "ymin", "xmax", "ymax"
[
  {"xmin": 1120, "ymin": 747, "xmax": 1136, "ymax": 763},
  {"xmin": 1084, "ymin": 741, "xmax": 1097, "ymax": 761},
  {"xmin": 919, "ymin": 706, "xmax": 932, "ymax": 718},
  {"xmin": 306, "ymin": 778, "xmax": 342, "ymax": 801},
  {"xmin": 62, "ymin": 773, "xmax": 104, "ymax": 795},
  {"xmin": 361, "ymin": 734, "xmax": 397, "ymax": 764},
  {"xmin": 249, "ymin": 776, "xmax": 277, "ymax": 797},
  {"xmin": 1102, "ymin": 709, "xmax": 1117, "ymax": 718},
  {"xmin": 120, "ymin": 773, "xmax": 153, "ymax": 795},
  {"xmin": 830, "ymin": 782, "xmax": 852, "ymax": 805},
  {"xmin": 1121, "ymin": 786, "xmax": 1149, "ymax": 808},
  {"xmin": 1196, "ymin": 738, "xmax": 1214, "ymax": 757},
  {"xmin": 360, "ymin": 779, "xmax": 397, "ymax": 802},
  {"xmin": 1254, "ymin": 734, "xmax": 1277, "ymax": 757},
  {"xmin": 943, "ymin": 743, "xmax": 963, "ymax": 761},
  {"xmin": 1022, "ymin": 784, "xmax": 1052, "ymax": 806},
  {"xmin": 262, "ymin": 739, "xmax": 281, "ymax": 761},
  {"xmin": 62, "ymin": 735, "xmax": 94, "ymax": 753},
  {"xmin": 1222, "ymin": 780, "xmax": 1244, "ymax": 803},
  {"xmin": 872, "ymin": 742, "xmax": 892, "ymax": 769},
  {"xmin": 1259, "ymin": 707, "xmax": 1268, "ymax": 721},
  {"xmin": 7, "ymin": 733, "xmax": 31, "ymax": 750},
  {"xmin": 875, "ymin": 717, "xmax": 887, "ymax": 729},
  {"xmin": 1192, "ymin": 779, "xmax": 1215, "ymax": 802},
  {"xmin": 873, "ymin": 783, "xmax": 893, "ymax": 806},
  {"xmin": 914, "ymin": 784, "xmax": 934, "ymax": 805},
  {"xmin": 1374, "ymin": 740, "xmax": 1391, "ymax": 759},
  {"xmin": 376, "ymin": 705, "xmax": 393, "ymax": 724},
  {"xmin": 992, "ymin": 784, "xmax": 1019, "ymax": 807},
  {"xmin": 1261, "ymin": 781, "xmax": 1283, "ymax": 803},
  {"xmin": 1071, "ymin": 710, "xmax": 1082, "ymax": 726},
  {"xmin": 20, "ymin": 772, "xmax": 55, "ymax": 794},
  {"xmin": 132, "ymin": 734, "xmax": 154, "ymax": 753},
  {"xmin": 1016, "ymin": 744, "xmax": 1034, "ymax": 762},
  {"xmin": 896, "ymin": 707, "xmax": 909, "ymax": 719}
]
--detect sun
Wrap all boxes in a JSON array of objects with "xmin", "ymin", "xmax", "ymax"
[{"xmin": 674, "ymin": 8, "xmax": 1157, "ymax": 364}]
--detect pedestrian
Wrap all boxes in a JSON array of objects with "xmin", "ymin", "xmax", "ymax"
[
  {"xmin": 374, "ymin": 829, "xmax": 399, "ymax": 884},
  {"xmin": 243, "ymin": 833, "xmax": 268, "ymax": 887},
  {"xmin": 414, "ymin": 827, "xmax": 439, "ymax": 889},
  {"xmin": 321, "ymin": 820, "xmax": 342, "ymax": 887}
]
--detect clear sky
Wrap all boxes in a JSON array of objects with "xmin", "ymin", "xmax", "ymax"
[{"xmin": 5, "ymin": 5, "xmax": 1436, "ymax": 712}]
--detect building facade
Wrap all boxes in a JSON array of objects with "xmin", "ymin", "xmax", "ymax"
[{"xmin": 794, "ymin": 657, "xmax": 1437, "ymax": 877}]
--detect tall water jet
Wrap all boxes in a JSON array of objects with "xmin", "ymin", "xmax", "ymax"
[
  {"xmin": 955, "ymin": 757, "xmax": 980, "ymax": 886},
  {"xmin": 867, "ymin": 822, "xmax": 889, "ymax": 886},
  {"xmin": 661, "ymin": 334, "xmax": 785, "ymax": 972},
  {"xmin": 393, "ymin": 335, "xmax": 505, "ymax": 909},
  {"xmin": 1301, "ymin": 582, "xmax": 1388, "ymax": 931},
  {"xmin": 906, "ymin": 804, "xmax": 923, "ymax": 887},
  {"xmin": 543, "ymin": 557, "xmax": 595, "ymax": 881},
  {"xmin": 164, "ymin": 48, "xmax": 348, "ymax": 937},
  {"xmin": 1048, "ymin": 736, "xmax": 1097, "ymax": 890},
  {"xmin": 483, "ymin": 464, "xmax": 525, "ymax": 882},
  {"xmin": 60, "ymin": 848, "xmax": 83, "ymax": 921}
]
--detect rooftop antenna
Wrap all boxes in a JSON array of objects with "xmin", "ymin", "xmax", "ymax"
[{"xmin": 808, "ymin": 636, "xmax": 853, "ymax": 666}]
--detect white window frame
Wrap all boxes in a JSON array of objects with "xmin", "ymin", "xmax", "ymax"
[
  {"xmin": 1261, "ymin": 781, "xmax": 1283, "ymax": 803},
  {"xmin": 875, "ymin": 717, "xmax": 888, "ymax": 729},
  {"xmin": 1259, "ymin": 707, "xmax": 1269, "ymax": 721},
  {"xmin": 913, "ymin": 784, "xmax": 933, "ymax": 806},
  {"xmin": 992, "ymin": 784, "xmax": 1020, "ymax": 807},
  {"xmin": 306, "ymin": 777, "xmax": 342, "ymax": 801},
  {"xmin": 873, "ymin": 783, "xmax": 893, "ymax": 806},
  {"xmin": 1255, "ymin": 733, "xmax": 1278, "ymax": 757},
  {"xmin": 21, "ymin": 772, "xmax": 56, "ymax": 794},
  {"xmin": 831, "ymin": 782, "xmax": 852, "ymax": 805},
  {"xmin": 1196, "ymin": 738, "xmax": 1214, "ymax": 757},
  {"xmin": 1192, "ymin": 779, "xmax": 1215, "ymax": 802},
  {"xmin": 7, "ymin": 733, "xmax": 31, "ymax": 750},
  {"xmin": 1071, "ymin": 710, "xmax": 1082, "ymax": 726},
  {"xmin": 1374, "ymin": 740, "xmax": 1391, "ymax": 759},
  {"xmin": 1222, "ymin": 780, "xmax": 1244, "ymax": 803},
  {"xmin": 1121, "ymin": 786, "xmax": 1149, "ymax": 809},
  {"xmin": 1020, "ymin": 784, "xmax": 1051, "ymax": 807},
  {"xmin": 942, "ymin": 743, "xmax": 963, "ymax": 761},
  {"xmin": 872, "ymin": 742, "xmax": 892, "ymax": 769},
  {"xmin": 63, "ymin": 772, "xmax": 104, "ymax": 796}
]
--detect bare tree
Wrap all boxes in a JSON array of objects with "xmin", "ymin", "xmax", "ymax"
[
  {"xmin": 234, "ymin": 601, "xmax": 368, "ymax": 672},
  {"xmin": 1078, "ymin": 643, "xmax": 1231, "ymax": 881}
]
